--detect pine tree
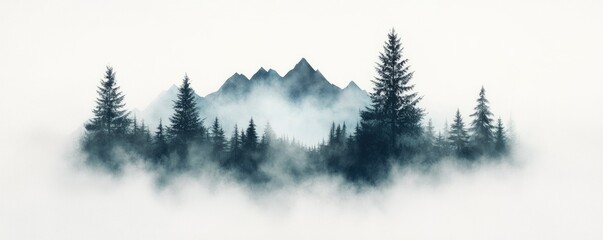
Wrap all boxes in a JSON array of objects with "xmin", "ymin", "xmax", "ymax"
[
  {"xmin": 167, "ymin": 74, "xmax": 204, "ymax": 168},
  {"xmin": 328, "ymin": 122, "xmax": 336, "ymax": 147},
  {"xmin": 140, "ymin": 120, "xmax": 152, "ymax": 156},
  {"xmin": 210, "ymin": 117, "xmax": 227, "ymax": 160},
  {"xmin": 240, "ymin": 129, "xmax": 247, "ymax": 148},
  {"xmin": 85, "ymin": 66, "xmax": 130, "ymax": 138},
  {"xmin": 153, "ymin": 119, "xmax": 169, "ymax": 164},
  {"xmin": 494, "ymin": 118, "xmax": 508, "ymax": 156},
  {"xmin": 83, "ymin": 66, "xmax": 131, "ymax": 169},
  {"xmin": 470, "ymin": 86, "xmax": 495, "ymax": 154},
  {"xmin": 340, "ymin": 123, "xmax": 347, "ymax": 146},
  {"xmin": 243, "ymin": 118, "xmax": 258, "ymax": 151},
  {"xmin": 360, "ymin": 29, "xmax": 423, "ymax": 156},
  {"xmin": 168, "ymin": 74, "xmax": 204, "ymax": 146},
  {"xmin": 449, "ymin": 109, "xmax": 470, "ymax": 158},
  {"xmin": 228, "ymin": 124, "xmax": 241, "ymax": 165}
]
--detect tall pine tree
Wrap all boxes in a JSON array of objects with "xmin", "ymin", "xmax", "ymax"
[
  {"xmin": 85, "ymin": 66, "xmax": 130, "ymax": 137},
  {"xmin": 360, "ymin": 29, "xmax": 423, "ymax": 156},
  {"xmin": 83, "ymin": 66, "xmax": 131, "ymax": 169},
  {"xmin": 470, "ymin": 86, "xmax": 495, "ymax": 155},
  {"xmin": 449, "ymin": 109, "xmax": 470, "ymax": 158},
  {"xmin": 228, "ymin": 124, "xmax": 241, "ymax": 166},
  {"xmin": 210, "ymin": 117, "xmax": 227, "ymax": 161},
  {"xmin": 153, "ymin": 119, "xmax": 169, "ymax": 164},
  {"xmin": 168, "ymin": 74, "xmax": 204, "ymax": 145},
  {"xmin": 168, "ymin": 74, "xmax": 204, "ymax": 166},
  {"xmin": 243, "ymin": 118, "xmax": 258, "ymax": 151}
]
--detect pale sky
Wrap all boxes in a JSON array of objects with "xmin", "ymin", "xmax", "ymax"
[{"xmin": 2, "ymin": 0, "xmax": 602, "ymax": 136}]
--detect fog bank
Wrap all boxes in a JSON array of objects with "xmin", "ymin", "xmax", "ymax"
[{"xmin": 1, "ymin": 123, "xmax": 602, "ymax": 239}]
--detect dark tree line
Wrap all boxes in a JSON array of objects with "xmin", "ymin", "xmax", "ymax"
[{"xmin": 81, "ymin": 29, "xmax": 511, "ymax": 185}]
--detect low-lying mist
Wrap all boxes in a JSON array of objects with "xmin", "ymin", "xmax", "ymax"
[{"xmin": 3, "ymin": 126, "xmax": 602, "ymax": 239}]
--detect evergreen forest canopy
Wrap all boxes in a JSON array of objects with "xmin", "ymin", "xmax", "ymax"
[{"xmin": 81, "ymin": 29, "xmax": 512, "ymax": 186}]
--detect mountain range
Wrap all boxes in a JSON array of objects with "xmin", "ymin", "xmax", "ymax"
[{"xmin": 136, "ymin": 58, "xmax": 370, "ymax": 144}]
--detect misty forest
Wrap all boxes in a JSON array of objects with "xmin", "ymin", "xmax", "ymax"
[{"xmin": 81, "ymin": 30, "xmax": 512, "ymax": 186}]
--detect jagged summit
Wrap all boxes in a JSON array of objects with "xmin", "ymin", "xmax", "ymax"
[
  {"xmin": 250, "ymin": 67, "xmax": 269, "ymax": 81},
  {"xmin": 140, "ymin": 59, "xmax": 370, "ymax": 130},
  {"xmin": 227, "ymin": 72, "xmax": 249, "ymax": 81},
  {"xmin": 292, "ymin": 58, "xmax": 314, "ymax": 72},
  {"xmin": 250, "ymin": 67, "xmax": 281, "ymax": 85},
  {"xmin": 251, "ymin": 67, "xmax": 267, "ymax": 78},
  {"xmin": 218, "ymin": 73, "xmax": 250, "ymax": 93},
  {"xmin": 344, "ymin": 81, "xmax": 361, "ymax": 91}
]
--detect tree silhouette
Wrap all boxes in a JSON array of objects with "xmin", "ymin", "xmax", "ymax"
[
  {"xmin": 85, "ymin": 66, "xmax": 130, "ymax": 137},
  {"xmin": 82, "ymin": 66, "xmax": 131, "ymax": 170},
  {"xmin": 168, "ymin": 74, "xmax": 205, "ymax": 167},
  {"xmin": 449, "ymin": 109, "xmax": 470, "ymax": 158},
  {"xmin": 152, "ymin": 119, "xmax": 168, "ymax": 165},
  {"xmin": 361, "ymin": 29, "xmax": 423, "ymax": 155},
  {"xmin": 494, "ymin": 118, "xmax": 508, "ymax": 156},
  {"xmin": 228, "ymin": 124, "xmax": 242, "ymax": 167},
  {"xmin": 243, "ymin": 118, "xmax": 258, "ymax": 152},
  {"xmin": 210, "ymin": 117, "xmax": 227, "ymax": 161},
  {"xmin": 470, "ymin": 87, "xmax": 495, "ymax": 155}
]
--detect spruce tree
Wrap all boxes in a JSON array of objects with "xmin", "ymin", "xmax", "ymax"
[
  {"xmin": 139, "ymin": 120, "xmax": 152, "ymax": 156},
  {"xmin": 236, "ymin": 119, "xmax": 259, "ymax": 176},
  {"xmin": 228, "ymin": 124, "xmax": 241, "ymax": 166},
  {"xmin": 210, "ymin": 117, "xmax": 227, "ymax": 160},
  {"xmin": 328, "ymin": 122, "xmax": 336, "ymax": 147},
  {"xmin": 240, "ymin": 129, "xmax": 247, "ymax": 148},
  {"xmin": 470, "ymin": 86, "xmax": 495, "ymax": 154},
  {"xmin": 243, "ymin": 118, "xmax": 258, "ymax": 151},
  {"xmin": 360, "ymin": 29, "xmax": 423, "ymax": 156},
  {"xmin": 449, "ymin": 109, "xmax": 470, "ymax": 158},
  {"xmin": 340, "ymin": 123, "xmax": 347, "ymax": 146},
  {"xmin": 167, "ymin": 74, "xmax": 204, "ymax": 168},
  {"xmin": 83, "ymin": 66, "xmax": 131, "ymax": 169},
  {"xmin": 153, "ymin": 119, "xmax": 169, "ymax": 164},
  {"xmin": 85, "ymin": 66, "xmax": 130, "ymax": 137},
  {"xmin": 168, "ymin": 74, "xmax": 203, "ymax": 146},
  {"xmin": 494, "ymin": 118, "xmax": 508, "ymax": 156}
]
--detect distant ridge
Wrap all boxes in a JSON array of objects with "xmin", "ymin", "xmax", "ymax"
[{"xmin": 139, "ymin": 58, "xmax": 371, "ymax": 137}]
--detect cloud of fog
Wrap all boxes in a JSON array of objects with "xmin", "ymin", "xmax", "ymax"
[{"xmin": 2, "ymin": 117, "xmax": 602, "ymax": 239}]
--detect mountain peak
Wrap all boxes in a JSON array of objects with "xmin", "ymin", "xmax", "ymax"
[
  {"xmin": 226, "ymin": 72, "xmax": 248, "ymax": 81},
  {"xmin": 293, "ymin": 58, "xmax": 314, "ymax": 71},
  {"xmin": 267, "ymin": 68, "xmax": 281, "ymax": 77},
  {"xmin": 344, "ymin": 81, "xmax": 361, "ymax": 91},
  {"xmin": 218, "ymin": 73, "xmax": 250, "ymax": 93},
  {"xmin": 251, "ymin": 67, "xmax": 269, "ymax": 80}
]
